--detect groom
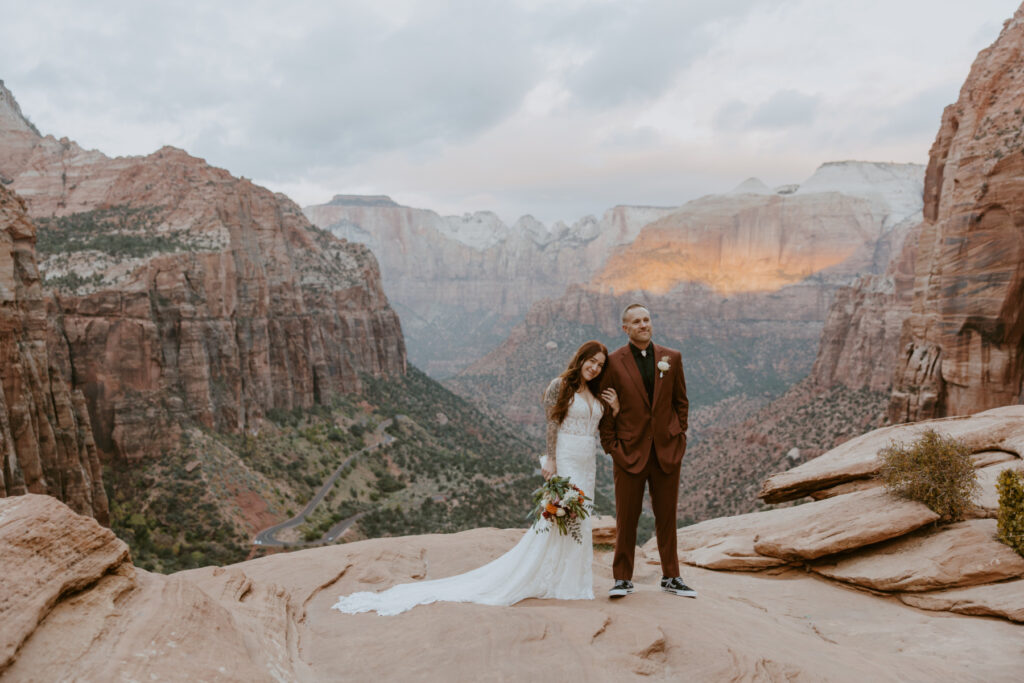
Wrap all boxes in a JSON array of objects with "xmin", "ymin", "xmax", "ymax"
[{"xmin": 599, "ymin": 303, "xmax": 696, "ymax": 598}]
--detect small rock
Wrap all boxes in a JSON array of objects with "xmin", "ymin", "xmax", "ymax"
[{"xmin": 591, "ymin": 516, "xmax": 617, "ymax": 545}]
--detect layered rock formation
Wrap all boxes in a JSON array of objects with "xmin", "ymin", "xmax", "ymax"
[
  {"xmin": 806, "ymin": 12, "xmax": 1024, "ymax": 419},
  {"xmin": 593, "ymin": 162, "xmax": 922, "ymax": 297},
  {"xmin": 0, "ymin": 185, "xmax": 108, "ymax": 521},
  {"xmin": 5, "ymin": 491, "xmax": 1022, "ymax": 681},
  {"xmin": 888, "ymin": 11, "xmax": 1024, "ymax": 421},
  {"xmin": 305, "ymin": 195, "xmax": 673, "ymax": 376},
  {"xmin": 0, "ymin": 86, "xmax": 406, "ymax": 462},
  {"xmin": 666, "ymin": 405, "xmax": 1024, "ymax": 626}
]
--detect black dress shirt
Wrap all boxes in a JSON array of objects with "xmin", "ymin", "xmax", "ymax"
[{"xmin": 629, "ymin": 342, "xmax": 655, "ymax": 401}]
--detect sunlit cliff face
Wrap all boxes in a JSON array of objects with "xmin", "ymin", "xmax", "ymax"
[{"xmin": 588, "ymin": 193, "xmax": 884, "ymax": 297}]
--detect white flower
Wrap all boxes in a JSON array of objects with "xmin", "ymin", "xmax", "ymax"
[
  {"xmin": 657, "ymin": 360, "xmax": 670, "ymax": 372},
  {"xmin": 556, "ymin": 508, "xmax": 566, "ymax": 517}
]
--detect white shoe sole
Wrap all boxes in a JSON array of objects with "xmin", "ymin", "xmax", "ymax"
[
  {"xmin": 608, "ymin": 587, "xmax": 635, "ymax": 598},
  {"xmin": 662, "ymin": 586, "xmax": 697, "ymax": 598}
]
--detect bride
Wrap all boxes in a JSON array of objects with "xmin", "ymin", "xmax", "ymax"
[{"xmin": 332, "ymin": 340, "xmax": 619, "ymax": 616}]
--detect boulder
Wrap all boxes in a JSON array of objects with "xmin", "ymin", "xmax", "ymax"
[
  {"xmin": 648, "ymin": 510, "xmax": 788, "ymax": 571},
  {"xmin": 899, "ymin": 580, "xmax": 1024, "ymax": 623},
  {"xmin": 591, "ymin": 515, "xmax": 616, "ymax": 545},
  {"xmin": 752, "ymin": 488, "xmax": 939, "ymax": 561},
  {"xmin": 811, "ymin": 519, "xmax": 1024, "ymax": 592},
  {"xmin": 0, "ymin": 495, "xmax": 129, "ymax": 670}
]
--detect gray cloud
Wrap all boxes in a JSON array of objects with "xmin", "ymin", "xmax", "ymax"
[
  {"xmin": 3, "ymin": 1, "xmax": 548, "ymax": 177},
  {"xmin": 714, "ymin": 89, "xmax": 820, "ymax": 132},
  {"xmin": 561, "ymin": 0, "xmax": 767, "ymax": 109},
  {"xmin": 871, "ymin": 85, "xmax": 954, "ymax": 141},
  {"xmin": 748, "ymin": 89, "xmax": 820, "ymax": 128}
]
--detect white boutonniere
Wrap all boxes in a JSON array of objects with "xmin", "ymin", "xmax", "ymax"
[{"xmin": 657, "ymin": 356, "xmax": 670, "ymax": 378}]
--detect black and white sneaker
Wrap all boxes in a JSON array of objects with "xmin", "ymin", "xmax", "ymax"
[
  {"xmin": 608, "ymin": 580, "xmax": 635, "ymax": 598},
  {"xmin": 661, "ymin": 576, "xmax": 697, "ymax": 597}
]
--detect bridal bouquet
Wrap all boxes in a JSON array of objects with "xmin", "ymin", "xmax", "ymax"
[{"xmin": 528, "ymin": 475, "xmax": 591, "ymax": 543}]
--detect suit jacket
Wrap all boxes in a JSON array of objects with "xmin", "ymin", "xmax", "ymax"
[{"xmin": 599, "ymin": 344, "xmax": 688, "ymax": 474}]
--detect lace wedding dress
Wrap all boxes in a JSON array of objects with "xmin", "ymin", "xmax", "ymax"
[{"xmin": 332, "ymin": 386, "xmax": 600, "ymax": 616}]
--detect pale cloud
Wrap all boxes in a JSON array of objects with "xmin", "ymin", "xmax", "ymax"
[{"xmin": 1, "ymin": 0, "xmax": 1020, "ymax": 224}]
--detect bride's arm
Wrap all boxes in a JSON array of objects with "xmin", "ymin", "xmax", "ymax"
[{"xmin": 542, "ymin": 378, "xmax": 560, "ymax": 478}]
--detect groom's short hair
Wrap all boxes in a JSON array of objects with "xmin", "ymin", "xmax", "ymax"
[{"xmin": 621, "ymin": 302, "xmax": 650, "ymax": 322}]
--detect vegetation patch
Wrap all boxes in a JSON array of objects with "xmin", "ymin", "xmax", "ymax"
[
  {"xmin": 879, "ymin": 429, "xmax": 978, "ymax": 521},
  {"xmin": 996, "ymin": 468, "xmax": 1024, "ymax": 557},
  {"xmin": 35, "ymin": 204, "xmax": 186, "ymax": 259}
]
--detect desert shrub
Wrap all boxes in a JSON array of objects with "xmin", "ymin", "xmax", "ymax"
[
  {"xmin": 996, "ymin": 468, "xmax": 1024, "ymax": 556},
  {"xmin": 878, "ymin": 429, "xmax": 978, "ymax": 521}
]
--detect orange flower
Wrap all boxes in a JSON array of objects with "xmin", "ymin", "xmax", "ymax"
[{"xmin": 545, "ymin": 502, "xmax": 559, "ymax": 515}]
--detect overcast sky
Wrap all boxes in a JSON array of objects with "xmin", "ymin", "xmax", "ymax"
[{"xmin": 2, "ymin": 0, "xmax": 1020, "ymax": 225}]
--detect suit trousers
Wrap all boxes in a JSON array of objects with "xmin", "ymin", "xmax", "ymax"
[{"xmin": 612, "ymin": 449, "xmax": 681, "ymax": 580}]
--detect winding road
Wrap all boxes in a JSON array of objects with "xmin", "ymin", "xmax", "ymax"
[{"xmin": 252, "ymin": 418, "xmax": 395, "ymax": 547}]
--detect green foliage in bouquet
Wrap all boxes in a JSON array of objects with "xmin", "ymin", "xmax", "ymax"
[
  {"xmin": 529, "ymin": 476, "xmax": 592, "ymax": 543},
  {"xmin": 996, "ymin": 468, "xmax": 1024, "ymax": 557},
  {"xmin": 878, "ymin": 429, "xmax": 978, "ymax": 521}
]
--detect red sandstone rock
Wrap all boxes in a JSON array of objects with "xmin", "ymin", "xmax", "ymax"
[
  {"xmin": 0, "ymin": 495, "xmax": 128, "ymax": 671},
  {"xmin": 0, "ymin": 88, "xmax": 406, "ymax": 462},
  {"xmin": 4, "ymin": 496, "xmax": 1023, "ymax": 680},
  {"xmin": 0, "ymin": 187, "xmax": 107, "ymax": 520},
  {"xmin": 887, "ymin": 9, "xmax": 1024, "ymax": 421},
  {"xmin": 899, "ymin": 580, "xmax": 1024, "ymax": 623},
  {"xmin": 811, "ymin": 519, "xmax": 1024, "ymax": 592},
  {"xmin": 591, "ymin": 515, "xmax": 617, "ymax": 545}
]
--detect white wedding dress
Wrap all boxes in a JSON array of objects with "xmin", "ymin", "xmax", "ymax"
[{"xmin": 332, "ymin": 391, "xmax": 600, "ymax": 616}]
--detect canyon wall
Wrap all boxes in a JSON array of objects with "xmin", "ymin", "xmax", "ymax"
[
  {"xmin": 0, "ymin": 185, "xmax": 108, "ymax": 521},
  {"xmin": 304, "ymin": 195, "xmax": 673, "ymax": 376},
  {"xmin": 0, "ymin": 83, "xmax": 406, "ymax": 463},
  {"xmin": 887, "ymin": 9, "xmax": 1024, "ymax": 422},
  {"xmin": 592, "ymin": 161, "xmax": 922, "ymax": 298}
]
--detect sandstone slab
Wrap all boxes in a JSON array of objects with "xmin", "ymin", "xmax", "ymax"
[
  {"xmin": 811, "ymin": 519, "xmax": 1024, "ymax": 592},
  {"xmin": 760, "ymin": 405, "xmax": 1024, "ymax": 503},
  {"xmin": 647, "ymin": 509, "xmax": 789, "ymax": 571},
  {"xmin": 899, "ymin": 579, "xmax": 1024, "ymax": 623},
  {"xmin": 4, "ymin": 515, "xmax": 1024, "ymax": 681},
  {"xmin": 649, "ymin": 487, "xmax": 938, "ymax": 570},
  {"xmin": 752, "ymin": 487, "xmax": 940, "ymax": 561},
  {"xmin": 591, "ymin": 515, "xmax": 616, "ymax": 545},
  {"xmin": 0, "ymin": 495, "xmax": 129, "ymax": 671},
  {"xmin": 808, "ymin": 477, "xmax": 883, "ymax": 500}
]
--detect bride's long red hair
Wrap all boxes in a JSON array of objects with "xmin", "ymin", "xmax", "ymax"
[{"xmin": 548, "ymin": 340, "xmax": 609, "ymax": 425}]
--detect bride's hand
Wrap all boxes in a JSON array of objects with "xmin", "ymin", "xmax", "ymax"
[
  {"xmin": 541, "ymin": 456, "xmax": 556, "ymax": 480},
  {"xmin": 601, "ymin": 388, "xmax": 620, "ymax": 416}
]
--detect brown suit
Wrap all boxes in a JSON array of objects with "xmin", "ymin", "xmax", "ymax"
[{"xmin": 599, "ymin": 343, "xmax": 688, "ymax": 580}]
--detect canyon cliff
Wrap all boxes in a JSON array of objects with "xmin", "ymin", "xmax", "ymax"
[
  {"xmin": 886, "ymin": 9, "xmax": 1024, "ymax": 422},
  {"xmin": 0, "ymin": 82, "xmax": 406, "ymax": 464},
  {"xmin": 0, "ymin": 185, "xmax": 108, "ymax": 521},
  {"xmin": 809, "ymin": 8, "xmax": 1024, "ymax": 421},
  {"xmin": 305, "ymin": 195, "xmax": 673, "ymax": 376}
]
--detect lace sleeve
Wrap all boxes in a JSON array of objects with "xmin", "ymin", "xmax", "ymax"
[{"xmin": 543, "ymin": 377, "xmax": 561, "ymax": 463}]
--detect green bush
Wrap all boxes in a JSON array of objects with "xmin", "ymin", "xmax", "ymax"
[
  {"xmin": 878, "ymin": 429, "xmax": 978, "ymax": 521},
  {"xmin": 996, "ymin": 469, "xmax": 1024, "ymax": 557}
]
